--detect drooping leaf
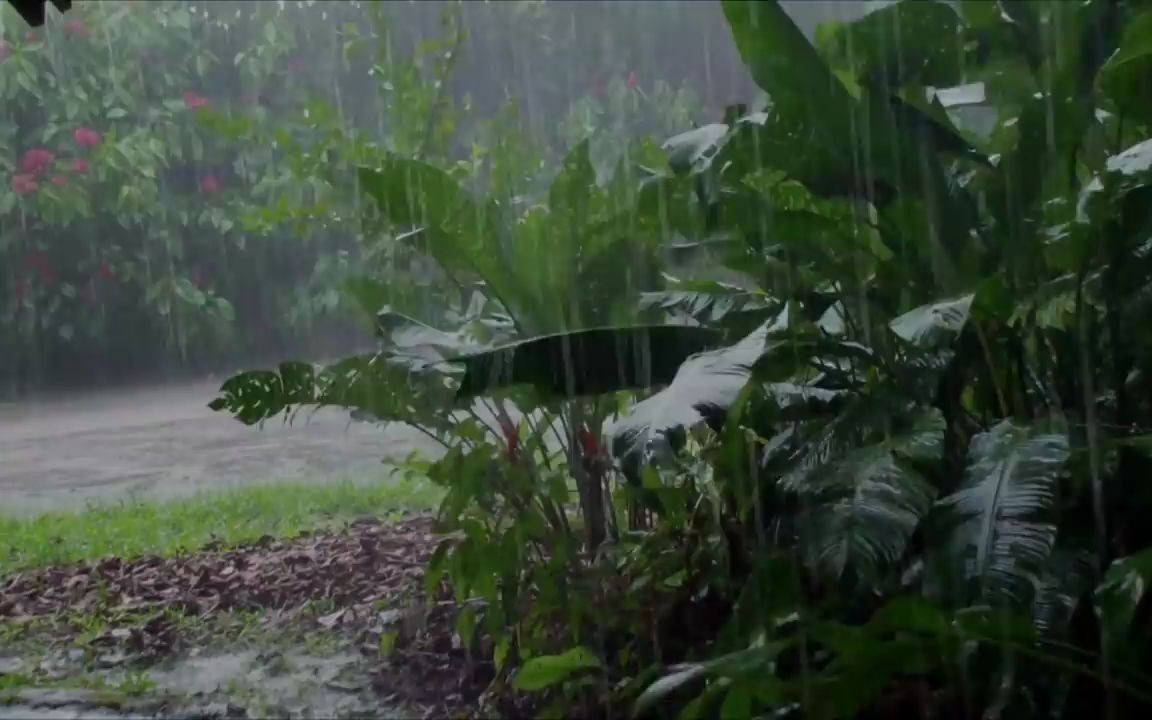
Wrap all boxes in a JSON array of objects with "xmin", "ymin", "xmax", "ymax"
[
  {"xmin": 453, "ymin": 325, "xmax": 724, "ymax": 402},
  {"xmin": 512, "ymin": 646, "xmax": 601, "ymax": 692},
  {"xmin": 663, "ymin": 124, "xmax": 730, "ymax": 175},
  {"xmin": 632, "ymin": 665, "xmax": 707, "ymax": 719},
  {"xmin": 936, "ymin": 420, "xmax": 1068, "ymax": 605},
  {"xmin": 632, "ymin": 645, "xmax": 786, "ymax": 719},
  {"xmin": 610, "ymin": 307, "xmax": 799, "ymax": 470},
  {"xmin": 889, "ymin": 294, "xmax": 974, "ymax": 347}
]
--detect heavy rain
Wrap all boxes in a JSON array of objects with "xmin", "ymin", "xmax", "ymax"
[{"xmin": 2, "ymin": 0, "xmax": 1151, "ymax": 718}]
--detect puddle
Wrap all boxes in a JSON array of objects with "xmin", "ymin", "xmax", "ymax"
[
  {"xmin": 1, "ymin": 647, "xmax": 401, "ymax": 720},
  {"xmin": 148, "ymin": 648, "xmax": 381, "ymax": 718},
  {"xmin": 0, "ymin": 689, "xmax": 153, "ymax": 720},
  {"xmin": 0, "ymin": 707, "xmax": 130, "ymax": 720}
]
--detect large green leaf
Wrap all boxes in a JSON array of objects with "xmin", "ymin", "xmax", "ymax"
[
  {"xmin": 633, "ymin": 643, "xmax": 788, "ymax": 719},
  {"xmin": 718, "ymin": 0, "xmax": 862, "ymax": 190},
  {"xmin": 936, "ymin": 420, "xmax": 1068, "ymax": 605},
  {"xmin": 453, "ymin": 325, "xmax": 724, "ymax": 402},
  {"xmin": 984, "ymin": 0, "xmax": 1121, "ymax": 265},
  {"xmin": 638, "ymin": 276, "xmax": 776, "ymax": 327},
  {"xmin": 721, "ymin": 0, "xmax": 855, "ymax": 142},
  {"xmin": 1098, "ymin": 9, "xmax": 1152, "ymax": 129},
  {"xmin": 609, "ymin": 307, "xmax": 798, "ymax": 470},
  {"xmin": 512, "ymin": 646, "xmax": 601, "ymax": 692},
  {"xmin": 823, "ymin": 0, "xmax": 964, "ymax": 88},
  {"xmin": 1106, "ymin": 137, "xmax": 1152, "ymax": 182},
  {"xmin": 371, "ymin": 306, "xmax": 491, "ymax": 372},
  {"xmin": 888, "ymin": 294, "xmax": 974, "ymax": 348},
  {"xmin": 209, "ymin": 354, "xmax": 455, "ymax": 430},
  {"xmin": 1076, "ymin": 139, "xmax": 1152, "ymax": 229},
  {"xmin": 358, "ymin": 158, "xmax": 521, "ymax": 318},
  {"xmin": 719, "ymin": 0, "xmax": 981, "ymax": 294},
  {"xmin": 663, "ymin": 123, "xmax": 730, "ymax": 175},
  {"xmin": 1095, "ymin": 548, "xmax": 1152, "ymax": 666},
  {"xmin": 790, "ymin": 410, "xmax": 944, "ymax": 585}
]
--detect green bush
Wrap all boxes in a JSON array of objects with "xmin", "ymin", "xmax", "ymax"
[{"xmin": 0, "ymin": 0, "xmax": 705, "ymax": 395}]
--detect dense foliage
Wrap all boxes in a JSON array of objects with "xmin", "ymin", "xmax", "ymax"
[
  {"xmin": 209, "ymin": 0, "xmax": 1152, "ymax": 717},
  {"xmin": 0, "ymin": 0, "xmax": 705, "ymax": 395}
]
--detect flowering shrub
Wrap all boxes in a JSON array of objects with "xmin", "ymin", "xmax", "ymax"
[
  {"xmin": 0, "ymin": 1, "xmax": 369, "ymax": 390},
  {"xmin": 0, "ymin": 0, "xmax": 712, "ymax": 394}
]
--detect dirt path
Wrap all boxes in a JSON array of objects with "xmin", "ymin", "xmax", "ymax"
[{"xmin": 0, "ymin": 380, "xmax": 444, "ymax": 515}]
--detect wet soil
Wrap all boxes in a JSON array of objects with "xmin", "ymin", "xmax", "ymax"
[{"xmin": 0, "ymin": 517, "xmax": 488, "ymax": 719}]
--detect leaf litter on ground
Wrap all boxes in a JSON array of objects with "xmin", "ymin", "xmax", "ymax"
[{"xmin": 0, "ymin": 515, "xmax": 491, "ymax": 718}]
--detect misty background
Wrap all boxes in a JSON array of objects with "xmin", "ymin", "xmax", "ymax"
[{"xmin": 0, "ymin": 0, "xmax": 879, "ymax": 399}]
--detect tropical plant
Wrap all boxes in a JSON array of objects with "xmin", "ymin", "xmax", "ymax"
[{"xmin": 212, "ymin": 0, "xmax": 1152, "ymax": 718}]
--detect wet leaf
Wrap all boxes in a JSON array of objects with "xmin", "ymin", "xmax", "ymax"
[
  {"xmin": 512, "ymin": 646, "xmax": 601, "ymax": 692},
  {"xmin": 454, "ymin": 325, "xmax": 724, "ymax": 401}
]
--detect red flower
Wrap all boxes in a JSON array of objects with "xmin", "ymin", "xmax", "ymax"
[
  {"xmin": 579, "ymin": 428, "xmax": 601, "ymax": 458},
  {"xmin": 495, "ymin": 415, "xmax": 520, "ymax": 463},
  {"xmin": 71, "ymin": 158, "xmax": 90, "ymax": 174},
  {"xmin": 50, "ymin": 174, "xmax": 67, "ymax": 187},
  {"xmin": 73, "ymin": 127, "xmax": 101, "ymax": 148},
  {"xmin": 183, "ymin": 91, "xmax": 210, "ymax": 110},
  {"xmin": 199, "ymin": 175, "xmax": 220, "ymax": 194},
  {"xmin": 62, "ymin": 19, "xmax": 88, "ymax": 38},
  {"xmin": 19, "ymin": 148, "xmax": 54, "ymax": 176},
  {"xmin": 24, "ymin": 32, "xmax": 36, "ymax": 43},
  {"xmin": 503, "ymin": 427, "xmax": 519, "ymax": 463},
  {"xmin": 0, "ymin": 42, "xmax": 10, "ymax": 62},
  {"xmin": 191, "ymin": 271, "xmax": 205, "ymax": 288},
  {"xmin": 626, "ymin": 71, "xmax": 639, "ymax": 90},
  {"xmin": 24, "ymin": 251, "xmax": 50, "ymax": 273},
  {"xmin": 24, "ymin": 252, "xmax": 55, "ymax": 286},
  {"xmin": 96, "ymin": 262, "xmax": 115, "ymax": 281},
  {"xmin": 10, "ymin": 174, "xmax": 38, "ymax": 194}
]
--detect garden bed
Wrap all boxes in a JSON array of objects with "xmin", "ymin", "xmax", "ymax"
[{"xmin": 0, "ymin": 516, "xmax": 488, "ymax": 719}]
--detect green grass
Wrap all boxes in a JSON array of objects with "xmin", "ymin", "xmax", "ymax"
[{"xmin": 0, "ymin": 469, "xmax": 442, "ymax": 576}]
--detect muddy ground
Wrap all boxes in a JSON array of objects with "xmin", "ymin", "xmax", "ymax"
[
  {"xmin": 0, "ymin": 381, "xmax": 503, "ymax": 718},
  {"xmin": 0, "ymin": 379, "xmax": 445, "ymax": 514},
  {"xmin": 0, "ymin": 518, "xmax": 489, "ymax": 720}
]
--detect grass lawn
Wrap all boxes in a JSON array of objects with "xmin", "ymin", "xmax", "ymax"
[{"xmin": 0, "ymin": 469, "xmax": 442, "ymax": 576}]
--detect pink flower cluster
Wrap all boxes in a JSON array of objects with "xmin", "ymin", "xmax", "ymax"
[
  {"xmin": 9, "ymin": 126, "xmax": 100, "ymax": 195},
  {"xmin": 184, "ymin": 91, "xmax": 210, "ymax": 110},
  {"xmin": 73, "ymin": 127, "xmax": 101, "ymax": 148}
]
